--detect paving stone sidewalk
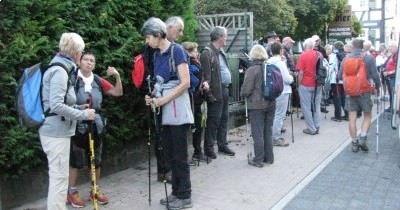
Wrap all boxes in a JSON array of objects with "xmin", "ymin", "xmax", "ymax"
[
  {"xmin": 13, "ymin": 104, "xmax": 398, "ymax": 210},
  {"xmin": 284, "ymin": 114, "xmax": 400, "ymax": 210}
]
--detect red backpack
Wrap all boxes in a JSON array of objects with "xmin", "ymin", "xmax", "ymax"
[
  {"xmin": 342, "ymin": 56, "xmax": 373, "ymax": 96},
  {"xmin": 131, "ymin": 54, "xmax": 145, "ymax": 89}
]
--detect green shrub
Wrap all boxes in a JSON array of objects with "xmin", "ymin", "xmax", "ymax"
[{"xmin": 0, "ymin": 0, "xmax": 196, "ymax": 179}]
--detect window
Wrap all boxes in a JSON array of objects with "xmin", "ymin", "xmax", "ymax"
[{"xmin": 369, "ymin": 0, "xmax": 377, "ymax": 9}]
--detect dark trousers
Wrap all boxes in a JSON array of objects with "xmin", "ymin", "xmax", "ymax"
[
  {"xmin": 249, "ymin": 107, "xmax": 275, "ymax": 163},
  {"xmin": 162, "ymin": 124, "xmax": 191, "ymax": 199},
  {"xmin": 153, "ymin": 112, "xmax": 170, "ymax": 175},
  {"xmin": 192, "ymin": 100, "xmax": 203, "ymax": 155},
  {"xmin": 387, "ymin": 76, "xmax": 395, "ymax": 109},
  {"xmin": 204, "ymin": 87, "xmax": 229, "ymax": 152},
  {"xmin": 331, "ymin": 83, "xmax": 347, "ymax": 119}
]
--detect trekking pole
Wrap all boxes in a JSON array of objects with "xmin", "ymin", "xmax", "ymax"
[
  {"xmin": 87, "ymin": 95, "xmax": 99, "ymax": 210},
  {"xmin": 245, "ymin": 98, "xmax": 252, "ymax": 163},
  {"xmin": 288, "ymin": 93, "xmax": 294, "ymax": 143},
  {"xmin": 376, "ymin": 94, "xmax": 380, "ymax": 157},
  {"xmin": 146, "ymin": 76, "xmax": 152, "ymax": 206},
  {"xmin": 147, "ymin": 76, "xmax": 169, "ymax": 208}
]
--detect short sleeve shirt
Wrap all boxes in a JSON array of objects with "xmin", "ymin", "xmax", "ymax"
[
  {"xmin": 154, "ymin": 43, "xmax": 188, "ymax": 82},
  {"xmin": 296, "ymin": 49, "xmax": 318, "ymax": 87}
]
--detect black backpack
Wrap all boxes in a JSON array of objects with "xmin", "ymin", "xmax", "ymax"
[{"xmin": 315, "ymin": 51, "xmax": 327, "ymax": 86}]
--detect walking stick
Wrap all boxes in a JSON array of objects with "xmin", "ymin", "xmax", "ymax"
[
  {"xmin": 87, "ymin": 95, "xmax": 99, "ymax": 210},
  {"xmin": 245, "ymin": 98, "xmax": 253, "ymax": 163},
  {"xmin": 146, "ymin": 76, "xmax": 152, "ymax": 206},
  {"xmin": 376, "ymin": 94, "xmax": 380, "ymax": 157},
  {"xmin": 146, "ymin": 76, "xmax": 169, "ymax": 208},
  {"xmin": 288, "ymin": 93, "xmax": 294, "ymax": 143}
]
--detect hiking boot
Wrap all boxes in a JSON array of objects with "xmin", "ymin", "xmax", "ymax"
[
  {"xmin": 281, "ymin": 127, "xmax": 287, "ymax": 133},
  {"xmin": 352, "ymin": 140, "xmax": 359, "ymax": 153},
  {"xmin": 248, "ymin": 159, "xmax": 264, "ymax": 168},
  {"xmin": 167, "ymin": 198, "xmax": 193, "ymax": 210},
  {"xmin": 67, "ymin": 191, "xmax": 86, "ymax": 208},
  {"xmin": 218, "ymin": 146, "xmax": 235, "ymax": 156},
  {"xmin": 263, "ymin": 158, "xmax": 274, "ymax": 164},
  {"xmin": 359, "ymin": 136, "xmax": 369, "ymax": 152},
  {"xmin": 205, "ymin": 150, "xmax": 217, "ymax": 159},
  {"xmin": 89, "ymin": 187, "xmax": 109, "ymax": 205},
  {"xmin": 303, "ymin": 128, "xmax": 317, "ymax": 135},
  {"xmin": 192, "ymin": 152, "xmax": 210, "ymax": 162},
  {"xmin": 160, "ymin": 194, "xmax": 178, "ymax": 205},
  {"xmin": 385, "ymin": 108, "xmax": 392, "ymax": 113},
  {"xmin": 273, "ymin": 138, "xmax": 289, "ymax": 147}
]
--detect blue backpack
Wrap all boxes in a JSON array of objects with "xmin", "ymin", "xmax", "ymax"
[
  {"xmin": 261, "ymin": 63, "xmax": 284, "ymax": 101},
  {"xmin": 16, "ymin": 62, "xmax": 70, "ymax": 128}
]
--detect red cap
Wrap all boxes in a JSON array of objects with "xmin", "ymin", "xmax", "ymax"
[{"xmin": 283, "ymin": 37, "xmax": 295, "ymax": 43}]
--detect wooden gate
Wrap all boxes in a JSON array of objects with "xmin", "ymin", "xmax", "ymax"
[
  {"xmin": 196, "ymin": 12, "xmax": 253, "ymax": 53},
  {"xmin": 196, "ymin": 12, "xmax": 253, "ymax": 103}
]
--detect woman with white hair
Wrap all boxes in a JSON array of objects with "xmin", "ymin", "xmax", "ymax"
[
  {"xmin": 240, "ymin": 44, "xmax": 276, "ymax": 167},
  {"xmin": 142, "ymin": 17, "xmax": 193, "ymax": 210},
  {"xmin": 39, "ymin": 32, "xmax": 96, "ymax": 210}
]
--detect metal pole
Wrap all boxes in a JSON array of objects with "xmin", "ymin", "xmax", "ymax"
[{"xmin": 381, "ymin": 0, "xmax": 385, "ymax": 44}]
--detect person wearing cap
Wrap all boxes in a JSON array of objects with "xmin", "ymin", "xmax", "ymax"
[
  {"xmin": 312, "ymin": 35, "xmax": 328, "ymax": 59},
  {"xmin": 282, "ymin": 36, "xmax": 296, "ymax": 72},
  {"xmin": 264, "ymin": 31, "xmax": 278, "ymax": 57}
]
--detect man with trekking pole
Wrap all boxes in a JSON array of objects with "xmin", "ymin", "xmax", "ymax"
[{"xmin": 339, "ymin": 38, "xmax": 381, "ymax": 153}]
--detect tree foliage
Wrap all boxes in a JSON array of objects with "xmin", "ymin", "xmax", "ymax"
[
  {"xmin": 0, "ymin": 0, "xmax": 196, "ymax": 178},
  {"xmin": 195, "ymin": 0, "xmax": 348, "ymax": 40},
  {"xmin": 195, "ymin": 0, "xmax": 297, "ymax": 39}
]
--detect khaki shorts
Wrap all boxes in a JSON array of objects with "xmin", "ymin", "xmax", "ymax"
[{"xmin": 345, "ymin": 93, "xmax": 373, "ymax": 112}]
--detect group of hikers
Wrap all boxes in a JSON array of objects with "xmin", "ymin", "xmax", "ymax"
[{"xmin": 34, "ymin": 14, "xmax": 398, "ymax": 210}]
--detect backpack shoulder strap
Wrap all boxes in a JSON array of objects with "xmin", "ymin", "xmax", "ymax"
[
  {"xmin": 169, "ymin": 43, "xmax": 177, "ymax": 73},
  {"xmin": 43, "ymin": 62, "xmax": 73, "ymax": 118},
  {"xmin": 93, "ymin": 74, "xmax": 104, "ymax": 94}
]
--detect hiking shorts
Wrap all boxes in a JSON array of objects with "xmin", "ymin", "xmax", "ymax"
[
  {"xmin": 345, "ymin": 93, "xmax": 373, "ymax": 112},
  {"xmin": 70, "ymin": 128, "xmax": 103, "ymax": 169}
]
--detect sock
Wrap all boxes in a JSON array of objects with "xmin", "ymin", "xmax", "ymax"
[
  {"xmin": 360, "ymin": 132, "xmax": 367, "ymax": 137},
  {"xmin": 68, "ymin": 186, "xmax": 77, "ymax": 194},
  {"xmin": 352, "ymin": 138, "xmax": 358, "ymax": 143},
  {"xmin": 359, "ymin": 134, "xmax": 367, "ymax": 143}
]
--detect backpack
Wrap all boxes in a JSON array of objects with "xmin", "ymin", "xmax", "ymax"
[
  {"xmin": 162, "ymin": 43, "xmax": 199, "ymax": 92},
  {"xmin": 131, "ymin": 53, "xmax": 145, "ymax": 89},
  {"xmin": 315, "ymin": 51, "xmax": 327, "ymax": 86},
  {"xmin": 261, "ymin": 63, "xmax": 284, "ymax": 101},
  {"xmin": 16, "ymin": 62, "xmax": 70, "ymax": 128},
  {"xmin": 72, "ymin": 72, "xmax": 104, "ymax": 94},
  {"xmin": 342, "ymin": 56, "xmax": 373, "ymax": 96}
]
